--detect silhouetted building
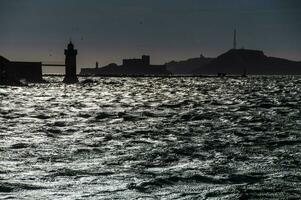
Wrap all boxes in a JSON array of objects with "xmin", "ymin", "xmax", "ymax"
[
  {"xmin": 0, "ymin": 55, "xmax": 43, "ymax": 84},
  {"xmin": 122, "ymin": 55, "xmax": 150, "ymax": 67},
  {"xmin": 80, "ymin": 55, "xmax": 171, "ymax": 76},
  {"xmin": 63, "ymin": 42, "xmax": 78, "ymax": 83},
  {"xmin": 6, "ymin": 62, "xmax": 43, "ymax": 82}
]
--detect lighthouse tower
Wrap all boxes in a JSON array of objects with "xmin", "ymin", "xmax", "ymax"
[{"xmin": 63, "ymin": 41, "xmax": 78, "ymax": 83}]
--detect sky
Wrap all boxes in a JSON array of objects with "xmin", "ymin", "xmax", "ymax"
[{"xmin": 0, "ymin": 0, "xmax": 301, "ymax": 73}]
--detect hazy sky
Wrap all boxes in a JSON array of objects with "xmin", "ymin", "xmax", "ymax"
[{"xmin": 0, "ymin": 0, "xmax": 300, "ymax": 73}]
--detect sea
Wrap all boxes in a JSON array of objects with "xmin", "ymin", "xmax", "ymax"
[{"xmin": 0, "ymin": 76, "xmax": 301, "ymax": 200}]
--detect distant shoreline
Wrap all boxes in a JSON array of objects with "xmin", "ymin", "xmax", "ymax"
[
  {"xmin": 43, "ymin": 74, "xmax": 237, "ymax": 78},
  {"xmin": 42, "ymin": 74, "xmax": 299, "ymax": 78}
]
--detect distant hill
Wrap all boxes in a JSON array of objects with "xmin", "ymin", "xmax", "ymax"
[
  {"xmin": 0, "ymin": 56, "xmax": 10, "ymax": 63},
  {"xmin": 80, "ymin": 49, "xmax": 301, "ymax": 76},
  {"xmin": 193, "ymin": 49, "xmax": 301, "ymax": 75},
  {"xmin": 165, "ymin": 55, "xmax": 213, "ymax": 74}
]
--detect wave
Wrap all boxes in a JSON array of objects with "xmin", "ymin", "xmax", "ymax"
[
  {"xmin": 0, "ymin": 182, "xmax": 46, "ymax": 193},
  {"xmin": 47, "ymin": 168, "xmax": 114, "ymax": 178},
  {"xmin": 129, "ymin": 173, "xmax": 265, "ymax": 192}
]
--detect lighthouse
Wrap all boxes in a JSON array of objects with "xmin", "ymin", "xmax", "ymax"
[{"xmin": 63, "ymin": 41, "xmax": 78, "ymax": 83}]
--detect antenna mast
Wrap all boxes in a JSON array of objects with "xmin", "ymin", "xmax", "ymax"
[{"xmin": 233, "ymin": 29, "xmax": 237, "ymax": 49}]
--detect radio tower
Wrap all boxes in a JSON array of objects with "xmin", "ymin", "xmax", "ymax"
[{"xmin": 233, "ymin": 29, "xmax": 237, "ymax": 49}]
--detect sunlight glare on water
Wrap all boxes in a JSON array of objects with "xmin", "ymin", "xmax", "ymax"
[{"xmin": 0, "ymin": 76, "xmax": 301, "ymax": 199}]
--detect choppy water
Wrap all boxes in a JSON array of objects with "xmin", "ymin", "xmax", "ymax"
[{"xmin": 0, "ymin": 76, "xmax": 301, "ymax": 199}]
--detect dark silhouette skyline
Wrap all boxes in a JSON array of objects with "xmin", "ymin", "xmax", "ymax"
[
  {"xmin": 2, "ymin": 43, "xmax": 301, "ymax": 84},
  {"xmin": 0, "ymin": 0, "xmax": 300, "ymax": 74},
  {"xmin": 80, "ymin": 55, "xmax": 170, "ymax": 76},
  {"xmin": 80, "ymin": 48, "xmax": 301, "ymax": 76}
]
